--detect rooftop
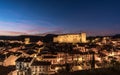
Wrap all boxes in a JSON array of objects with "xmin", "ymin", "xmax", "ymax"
[
  {"xmin": 16, "ymin": 57, "xmax": 33, "ymax": 62},
  {"xmin": 43, "ymin": 56, "xmax": 57, "ymax": 59},
  {"xmin": 31, "ymin": 61, "xmax": 51, "ymax": 66}
]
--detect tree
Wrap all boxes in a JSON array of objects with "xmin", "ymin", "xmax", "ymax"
[
  {"xmin": 65, "ymin": 63, "xmax": 71, "ymax": 72},
  {"xmin": 91, "ymin": 53, "xmax": 95, "ymax": 69}
]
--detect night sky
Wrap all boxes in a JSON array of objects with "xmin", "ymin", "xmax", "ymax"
[{"xmin": 0, "ymin": 0, "xmax": 120, "ymax": 36}]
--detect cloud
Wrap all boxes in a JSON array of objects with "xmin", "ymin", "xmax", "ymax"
[
  {"xmin": 1, "ymin": 20, "xmax": 119, "ymax": 36},
  {"xmin": 0, "ymin": 30, "xmax": 28, "ymax": 36},
  {"xmin": 0, "ymin": 20, "xmax": 62, "ymax": 35}
]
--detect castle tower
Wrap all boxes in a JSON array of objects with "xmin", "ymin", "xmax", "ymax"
[{"xmin": 81, "ymin": 32, "xmax": 86, "ymax": 43}]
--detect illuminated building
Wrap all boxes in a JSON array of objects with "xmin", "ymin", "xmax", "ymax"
[
  {"xmin": 25, "ymin": 38, "xmax": 30, "ymax": 44},
  {"xmin": 42, "ymin": 56, "xmax": 58, "ymax": 65},
  {"xmin": 15, "ymin": 57, "xmax": 33, "ymax": 75},
  {"xmin": 31, "ymin": 61, "xmax": 54, "ymax": 75},
  {"xmin": 81, "ymin": 32, "xmax": 86, "ymax": 43},
  {"xmin": 53, "ymin": 32, "xmax": 86, "ymax": 43}
]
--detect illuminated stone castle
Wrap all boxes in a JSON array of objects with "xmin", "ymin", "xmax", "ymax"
[{"xmin": 53, "ymin": 32, "xmax": 86, "ymax": 43}]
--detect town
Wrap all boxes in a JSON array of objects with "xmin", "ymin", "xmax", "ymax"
[{"xmin": 0, "ymin": 33, "xmax": 120, "ymax": 75}]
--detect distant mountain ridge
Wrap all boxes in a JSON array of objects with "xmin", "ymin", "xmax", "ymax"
[
  {"xmin": 0, "ymin": 34, "xmax": 58, "ymax": 42},
  {"xmin": 0, "ymin": 34, "xmax": 119, "ymax": 42}
]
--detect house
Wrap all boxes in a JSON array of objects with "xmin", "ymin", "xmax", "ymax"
[
  {"xmin": 42, "ymin": 55, "xmax": 58, "ymax": 65},
  {"xmin": 15, "ymin": 57, "xmax": 33, "ymax": 75},
  {"xmin": 3, "ymin": 52, "xmax": 22, "ymax": 66},
  {"xmin": 31, "ymin": 61, "xmax": 55, "ymax": 75}
]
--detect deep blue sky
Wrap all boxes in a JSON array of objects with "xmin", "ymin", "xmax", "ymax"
[{"xmin": 0, "ymin": 0, "xmax": 120, "ymax": 36}]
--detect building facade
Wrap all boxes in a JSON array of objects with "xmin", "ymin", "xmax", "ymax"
[
  {"xmin": 53, "ymin": 33, "xmax": 86, "ymax": 43},
  {"xmin": 25, "ymin": 38, "xmax": 30, "ymax": 44},
  {"xmin": 31, "ymin": 61, "xmax": 54, "ymax": 75},
  {"xmin": 15, "ymin": 57, "xmax": 33, "ymax": 75}
]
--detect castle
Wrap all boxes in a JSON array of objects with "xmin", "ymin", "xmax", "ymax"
[{"xmin": 53, "ymin": 32, "xmax": 86, "ymax": 43}]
